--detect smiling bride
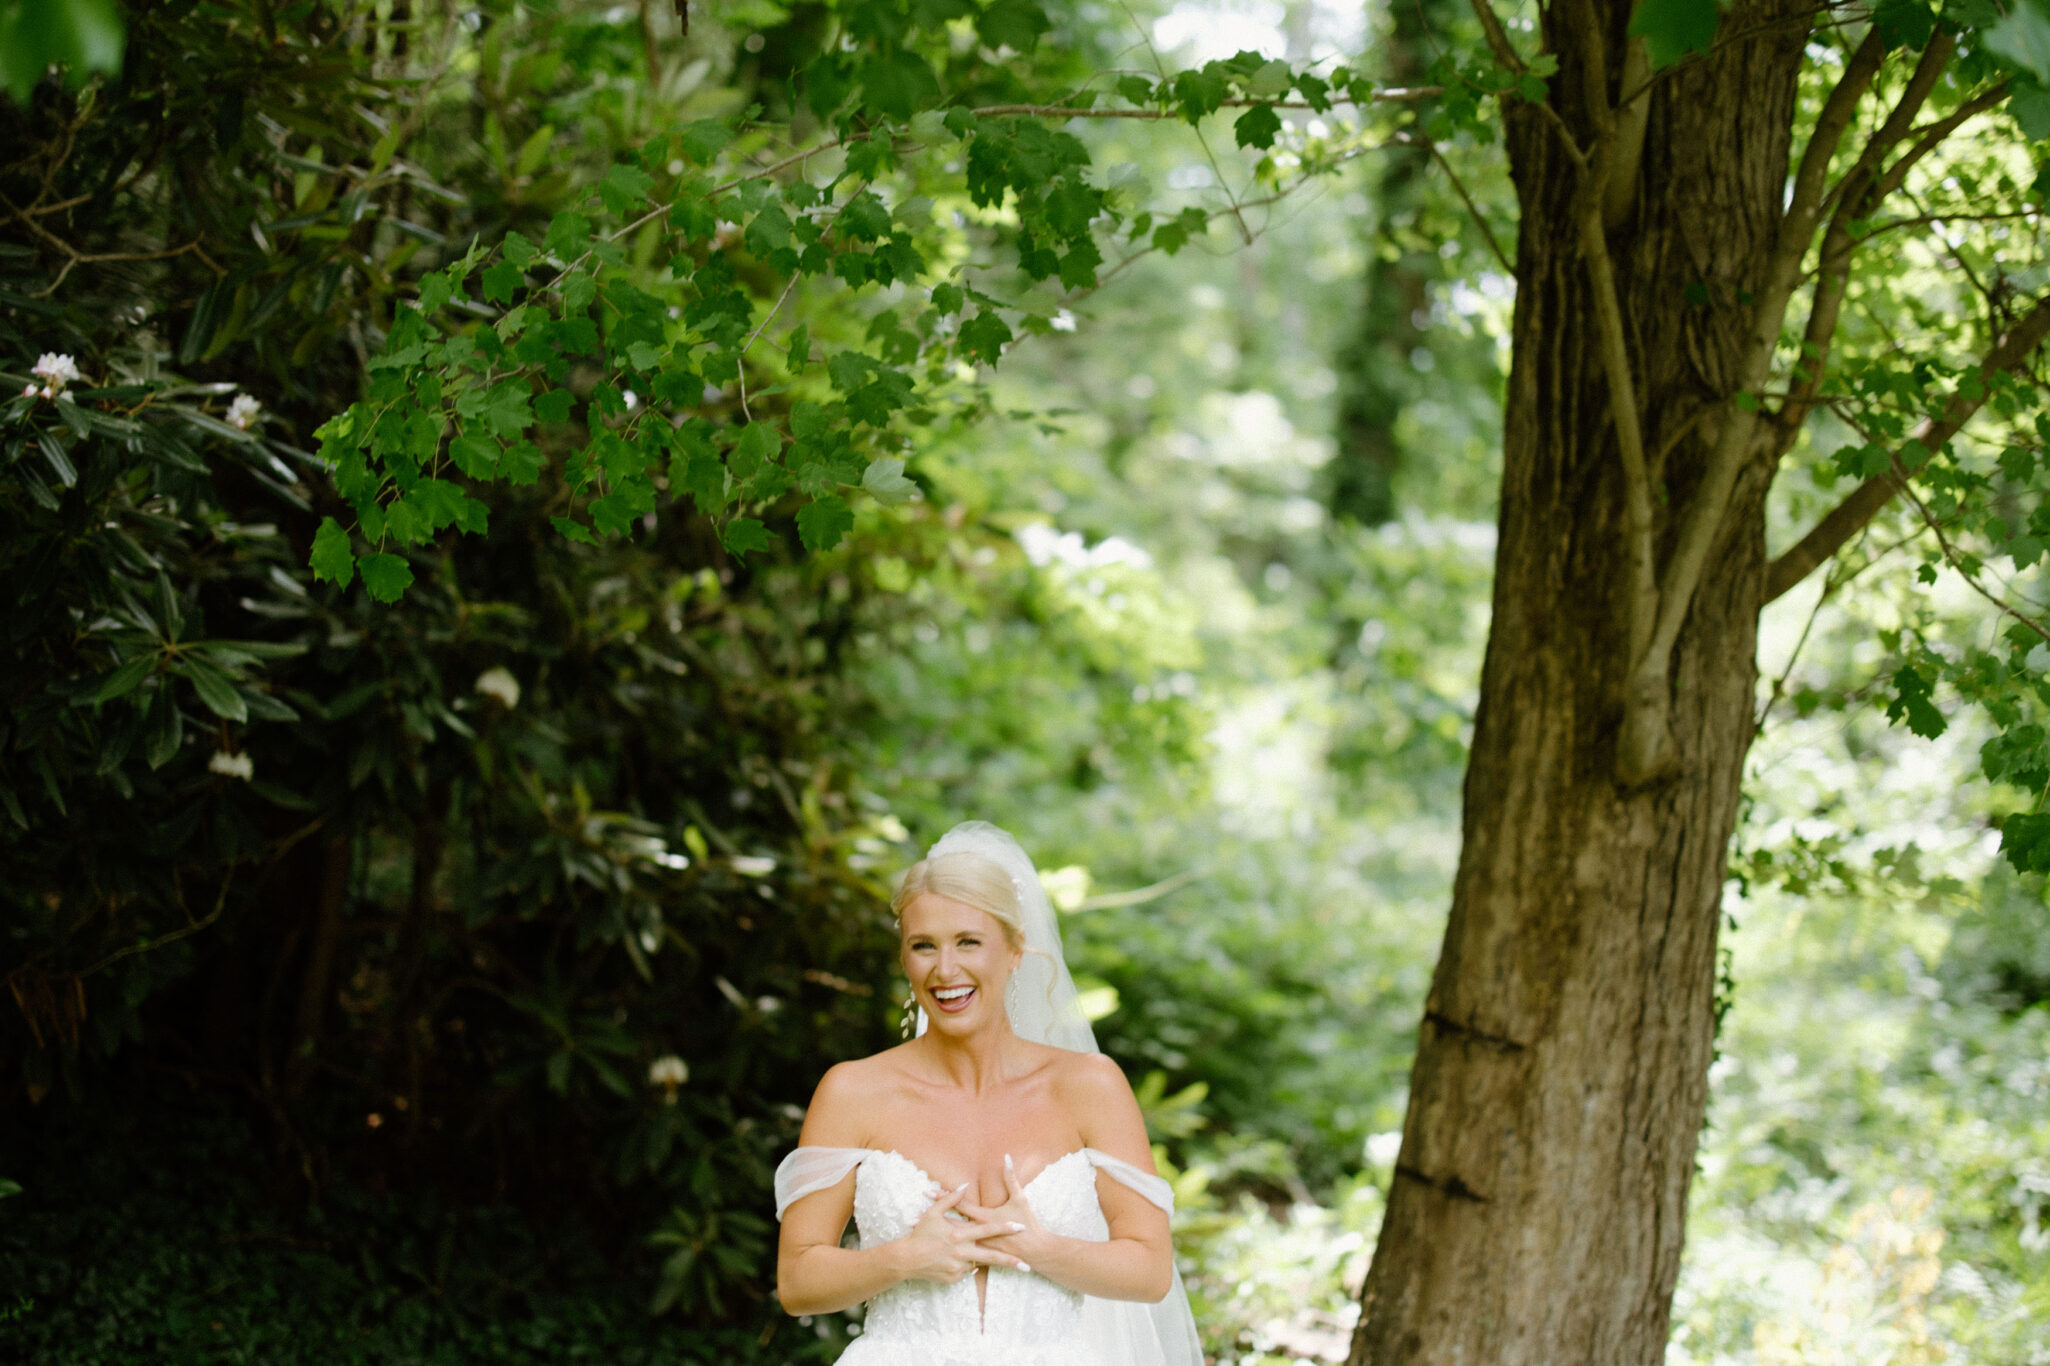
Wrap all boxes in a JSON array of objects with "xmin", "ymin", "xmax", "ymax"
[{"xmin": 773, "ymin": 821, "xmax": 1203, "ymax": 1366}]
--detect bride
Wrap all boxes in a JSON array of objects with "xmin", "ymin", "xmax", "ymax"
[{"xmin": 773, "ymin": 822, "xmax": 1203, "ymax": 1366}]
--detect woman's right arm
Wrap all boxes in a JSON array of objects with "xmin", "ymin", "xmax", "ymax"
[{"xmin": 775, "ymin": 1063, "xmax": 1026, "ymax": 1316}]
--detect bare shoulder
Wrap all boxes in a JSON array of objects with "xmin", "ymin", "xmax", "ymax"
[
  {"xmin": 1048, "ymin": 1051, "xmax": 1154, "ymax": 1166},
  {"xmin": 1050, "ymin": 1051, "xmax": 1143, "ymax": 1127},
  {"xmin": 1049, "ymin": 1047, "xmax": 1131, "ymax": 1098},
  {"xmin": 799, "ymin": 1046, "xmax": 920, "ymax": 1146}
]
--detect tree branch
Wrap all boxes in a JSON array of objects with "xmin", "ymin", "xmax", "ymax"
[
  {"xmin": 1780, "ymin": 26, "xmax": 1888, "ymax": 263},
  {"xmin": 1469, "ymin": 0, "xmax": 1527, "ymax": 75},
  {"xmin": 1780, "ymin": 36, "xmax": 1963, "ymax": 425},
  {"xmin": 1611, "ymin": 21, "xmax": 1915, "ymax": 780},
  {"xmin": 1553, "ymin": 0, "xmax": 1669, "ymax": 780},
  {"xmin": 606, "ymin": 87, "xmax": 1443, "ymax": 242},
  {"xmin": 1601, "ymin": 38, "xmax": 1652, "ymax": 230},
  {"xmin": 1763, "ymin": 292, "xmax": 2050, "ymax": 603}
]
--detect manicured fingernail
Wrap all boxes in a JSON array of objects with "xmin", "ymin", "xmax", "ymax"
[
  {"xmin": 1017, "ymin": 1262, "xmax": 1031, "ymax": 1273},
  {"xmin": 955, "ymin": 1181, "xmax": 971, "ymax": 1192},
  {"xmin": 1004, "ymin": 1153, "xmax": 1014, "ymax": 1169},
  {"xmin": 1010, "ymin": 1222, "xmax": 1025, "ymax": 1232}
]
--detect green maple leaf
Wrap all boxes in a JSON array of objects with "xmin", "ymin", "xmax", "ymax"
[
  {"xmin": 1886, "ymin": 664, "xmax": 1948, "ymax": 739},
  {"xmin": 862, "ymin": 457, "xmax": 919, "ymax": 505},
  {"xmin": 358, "ymin": 552, "xmax": 414, "ymax": 604},
  {"xmin": 674, "ymin": 450, "xmax": 728, "ymax": 515},
  {"xmin": 957, "ymin": 311, "xmax": 1012, "ymax": 365},
  {"xmin": 1992, "ymin": 4, "xmax": 2050, "ymax": 84},
  {"xmin": 501, "ymin": 441, "xmax": 546, "ymax": 484},
  {"xmin": 722, "ymin": 517, "xmax": 773, "ymax": 557},
  {"xmin": 838, "ymin": 191, "xmax": 895, "ymax": 242},
  {"xmin": 450, "ymin": 434, "xmax": 499, "ymax": 478},
  {"xmin": 2001, "ymin": 810, "xmax": 2050, "ymax": 873},
  {"xmin": 797, "ymin": 494, "xmax": 854, "ymax": 551},
  {"xmin": 310, "ymin": 517, "xmax": 356, "ymax": 588},
  {"xmin": 535, "ymin": 390, "xmax": 575, "ymax": 424},
  {"xmin": 483, "ymin": 380, "xmax": 533, "ymax": 437},
  {"xmin": 1171, "ymin": 66, "xmax": 1228, "ymax": 123},
  {"xmin": 977, "ymin": 0, "xmax": 1050, "ymax": 52},
  {"xmin": 599, "ymin": 162, "xmax": 656, "ymax": 216},
  {"xmin": 677, "ymin": 119, "xmax": 734, "ymax": 165},
  {"xmin": 544, "ymin": 212, "xmax": 592, "ymax": 258},
  {"xmin": 729, "ymin": 422, "xmax": 781, "ymax": 478},
  {"xmin": 860, "ymin": 49, "xmax": 939, "ymax": 120},
  {"xmin": 482, "ymin": 260, "xmax": 523, "ymax": 304},
  {"xmin": 1044, "ymin": 179, "xmax": 1102, "ymax": 237}
]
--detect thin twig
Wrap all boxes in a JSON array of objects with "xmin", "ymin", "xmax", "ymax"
[
  {"xmin": 1417, "ymin": 137, "xmax": 1511, "ymax": 273},
  {"xmin": 1898, "ymin": 476, "xmax": 2050, "ymax": 647}
]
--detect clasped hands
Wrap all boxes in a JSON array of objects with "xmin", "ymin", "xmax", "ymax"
[{"xmin": 896, "ymin": 1153, "xmax": 1051, "ymax": 1285}]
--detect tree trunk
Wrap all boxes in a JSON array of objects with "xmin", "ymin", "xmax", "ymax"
[{"xmin": 1352, "ymin": 3, "xmax": 1807, "ymax": 1360}]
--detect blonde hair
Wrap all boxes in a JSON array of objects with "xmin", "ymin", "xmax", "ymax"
[{"xmin": 892, "ymin": 851, "xmax": 1025, "ymax": 947}]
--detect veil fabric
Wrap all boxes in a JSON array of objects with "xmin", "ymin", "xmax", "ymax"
[{"xmin": 917, "ymin": 821, "xmax": 1204, "ymax": 1366}]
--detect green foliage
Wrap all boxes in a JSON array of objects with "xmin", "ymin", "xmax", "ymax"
[
  {"xmin": 299, "ymin": 11, "xmax": 1428, "ymax": 606},
  {"xmin": 0, "ymin": 1091, "xmax": 841, "ymax": 1364},
  {"xmin": 1629, "ymin": 0, "xmax": 1720, "ymax": 69},
  {"xmin": 0, "ymin": 0, "xmax": 123, "ymax": 102},
  {"xmin": 0, "ymin": 0, "xmax": 928, "ymax": 1331}
]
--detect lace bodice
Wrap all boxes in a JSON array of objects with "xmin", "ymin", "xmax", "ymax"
[{"xmin": 775, "ymin": 1146, "xmax": 1175, "ymax": 1366}]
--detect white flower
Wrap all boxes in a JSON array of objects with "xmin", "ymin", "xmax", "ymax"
[
  {"xmin": 1050, "ymin": 309, "xmax": 1077, "ymax": 333},
  {"xmin": 621, "ymin": 389, "xmax": 639, "ymax": 410},
  {"xmin": 20, "ymin": 384, "xmax": 36, "ymax": 399},
  {"xmin": 648, "ymin": 1055, "xmax": 688, "ymax": 1086},
  {"xmin": 209, "ymin": 751, "xmax": 255, "ymax": 780},
  {"xmin": 730, "ymin": 855, "xmax": 776, "ymax": 877},
  {"xmin": 32, "ymin": 353, "xmax": 81, "ymax": 388},
  {"xmin": 473, "ymin": 666, "xmax": 520, "ymax": 708},
  {"xmin": 648, "ymin": 1054, "xmax": 688, "ymax": 1103},
  {"xmin": 226, "ymin": 394, "xmax": 262, "ymax": 430}
]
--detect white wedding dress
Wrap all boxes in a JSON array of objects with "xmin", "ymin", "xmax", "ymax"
[
  {"xmin": 774, "ymin": 1146, "xmax": 1180, "ymax": 1366},
  {"xmin": 774, "ymin": 822, "xmax": 1203, "ymax": 1366}
]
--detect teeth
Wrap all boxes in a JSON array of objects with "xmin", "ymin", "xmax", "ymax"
[{"xmin": 934, "ymin": 986, "xmax": 974, "ymax": 1001}]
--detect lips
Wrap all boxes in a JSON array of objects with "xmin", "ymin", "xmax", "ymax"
[{"xmin": 931, "ymin": 984, "xmax": 977, "ymax": 1013}]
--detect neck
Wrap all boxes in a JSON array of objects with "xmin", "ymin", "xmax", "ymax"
[{"xmin": 919, "ymin": 1020, "xmax": 1019, "ymax": 1093}]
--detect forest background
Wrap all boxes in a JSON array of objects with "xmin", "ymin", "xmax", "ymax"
[{"xmin": 3, "ymin": 0, "xmax": 2049, "ymax": 1363}]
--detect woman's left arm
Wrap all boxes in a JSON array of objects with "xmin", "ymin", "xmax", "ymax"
[{"xmin": 964, "ymin": 1054, "xmax": 1174, "ymax": 1303}]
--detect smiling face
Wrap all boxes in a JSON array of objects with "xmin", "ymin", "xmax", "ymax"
[{"xmin": 899, "ymin": 892, "xmax": 1023, "ymax": 1037}]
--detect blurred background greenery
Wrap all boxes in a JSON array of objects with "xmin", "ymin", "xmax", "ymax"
[{"xmin": 1, "ymin": 1, "xmax": 2045, "ymax": 1363}]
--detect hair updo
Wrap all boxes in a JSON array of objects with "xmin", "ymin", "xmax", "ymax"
[{"xmin": 892, "ymin": 851, "xmax": 1026, "ymax": 947}]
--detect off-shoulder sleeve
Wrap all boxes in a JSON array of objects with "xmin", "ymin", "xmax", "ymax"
[
  {"xmin": 1081, "ymin": 1148, "xmax": 1174, "ymax": 1213},
  {"xmin": 774, "ymin": 1146, "xmax": 874, "ymax": 1221}
]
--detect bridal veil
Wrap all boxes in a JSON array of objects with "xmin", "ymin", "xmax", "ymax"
[{"xmin": 919, "ymin": 821, "xmax": 1204, "ymax": 1366}]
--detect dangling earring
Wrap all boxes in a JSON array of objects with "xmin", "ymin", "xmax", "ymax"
[
  {"xmin": 900, "ymin": 992, "xmax": 918, "ymax": 1039},
  {"xmin": 1004, "ymin": 974, "xmax": 1019, "ymax": 1018}
]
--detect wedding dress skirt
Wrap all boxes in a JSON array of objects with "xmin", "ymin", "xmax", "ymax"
[{"xmin": 775, "ymin": 1146, "xmax": 1200, "ymax": 1366}]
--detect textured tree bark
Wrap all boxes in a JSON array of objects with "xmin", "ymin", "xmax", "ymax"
[{"xmin": 1350, "ymin": 3, "xmax": 1808, "ymax": 1360}]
